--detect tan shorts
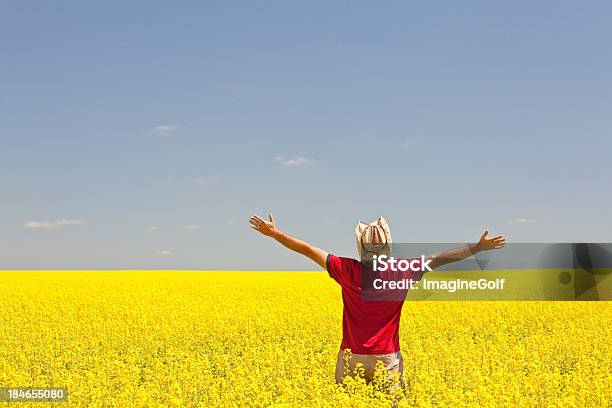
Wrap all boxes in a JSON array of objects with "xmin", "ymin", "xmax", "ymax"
[{"xmin": 335, "ymin": 349, "xmax": 404, "ymax": 387}]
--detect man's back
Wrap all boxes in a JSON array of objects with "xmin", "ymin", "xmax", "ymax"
[{"xmin": 326, "ymin": 254, "xmax": 424, "ymax": 354}]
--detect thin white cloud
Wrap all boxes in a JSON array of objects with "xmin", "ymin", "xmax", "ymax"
[
  {"xmin": 24, "ymin": 219, "xmax": 85, "ymax": 229},
  {"xmin": 226, "ymin": 220, "xmax": 236, "ymax": 225},
  {"xmin": 186, "ymin": 224, "xmax": 201, "ymax": 230},
  {"xmin": 156, "ymin": 250, "xmax": 172, "ymax": 256},
  {"xmin": 275, "ymin": 156, "xmax": 312, "ymax": 166},
  {"xmin": 195, "ymin": 174, "xmax": 224, "ymax": 185},
  {"xmin": 508, "ymin": 217, "xmax": 536, "ymax": 224},
  {"xmin": 152, "ymin": 124, "xmax": 179, "ymax": 136}
]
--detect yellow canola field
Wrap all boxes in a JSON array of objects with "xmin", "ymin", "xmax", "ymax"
[{"xmin": 0, "ymin": 271, "xmax": 610, "ymax": 407}]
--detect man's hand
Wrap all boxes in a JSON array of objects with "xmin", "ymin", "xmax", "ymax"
[
  {"xmin": 427, "ymin": 229, "xmax": 507, "ymax": 270},
  {"xmin": 473, "ymin": 229, "xmax": 506, "ymax": 252},
  {"xmin": 249, "ymin": 213, "xmax": 279, "ymax": 238},
  {"xmin": 248, "ymin": 212, "xmax": 328, "ymax": 270}
]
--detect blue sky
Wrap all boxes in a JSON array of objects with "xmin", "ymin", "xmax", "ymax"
[{"xmin": 1, "ymin": 1, "xmax": 611, "ymax": 269}]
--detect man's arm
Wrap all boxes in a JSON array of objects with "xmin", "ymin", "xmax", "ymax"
[
  {"xmin": 427, "ymin": 229, "xmax": 506, "ymax": 270},
  {"xmin": 249, "ymin": 213, "xmax": 328, "ymax": 270}
]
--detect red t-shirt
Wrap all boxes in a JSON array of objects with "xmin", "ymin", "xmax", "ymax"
[{"xmin": 326, "ymin": 254, "xmax": 424, "ymax": 355}]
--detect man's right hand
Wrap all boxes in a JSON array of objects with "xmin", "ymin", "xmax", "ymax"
[
  {"xmin": 248, "ymin": 212, "xmax": 328, "ymax": 270},
  {"xmin": 249, "ymin": 213, "xmax": 279, "ymax": 238}
]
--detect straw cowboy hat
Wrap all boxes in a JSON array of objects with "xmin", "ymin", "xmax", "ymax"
[{"xmin": 355, "ymin": 216, "xmax": 392, "ymax": 261}]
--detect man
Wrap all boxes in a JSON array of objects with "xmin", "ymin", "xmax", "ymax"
[{"xmin": 249, "ymin": 213, "xmax": 506, "ymax": 386}]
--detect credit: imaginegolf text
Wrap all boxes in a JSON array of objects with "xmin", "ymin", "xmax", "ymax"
[{"xmin": 371, "ymin": 255, "xmax": 506, "ymax": 293}]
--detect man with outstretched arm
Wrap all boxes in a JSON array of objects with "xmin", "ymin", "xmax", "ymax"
[{"xmin": 248, "ymin": 213, "xmax": 506, "ymax": 387}]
